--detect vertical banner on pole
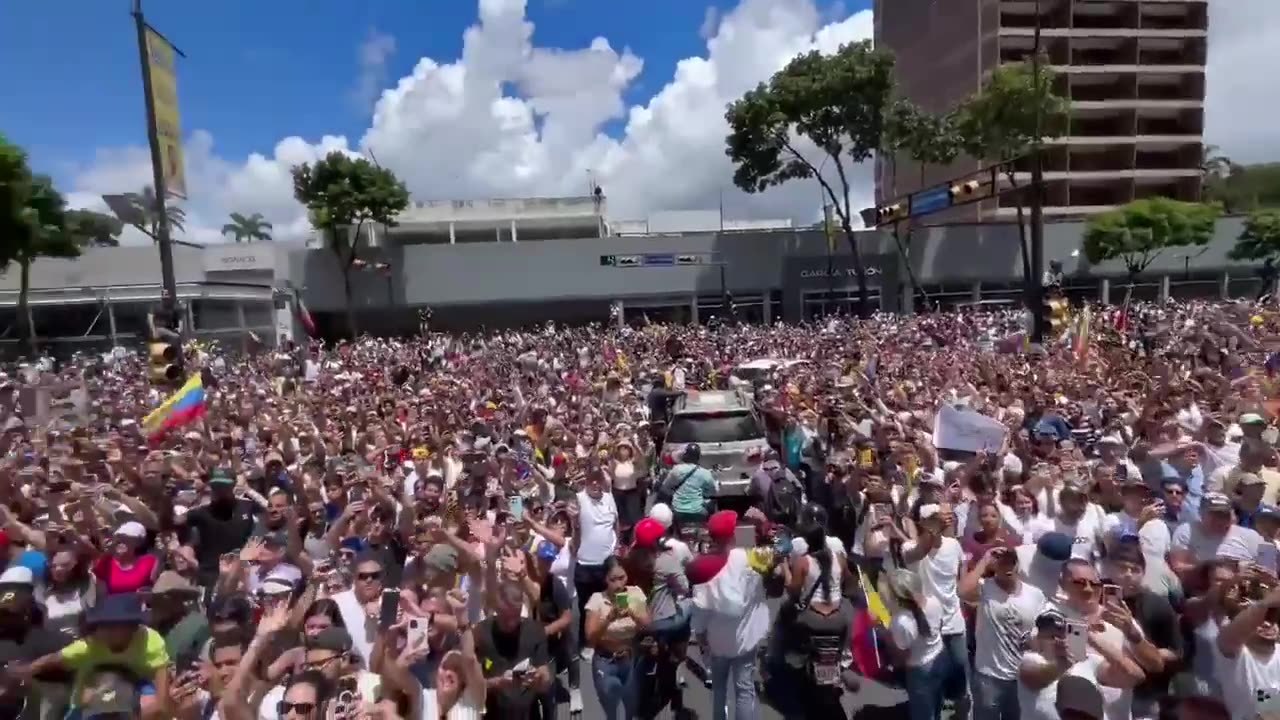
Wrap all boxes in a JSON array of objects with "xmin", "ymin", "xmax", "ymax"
[{"xmin": 143, "ymin": 27, "xmax": 186, "ymax": 198}]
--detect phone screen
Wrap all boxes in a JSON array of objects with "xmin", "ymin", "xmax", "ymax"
[
  {"xmin": 378, "ymin": 589, "xmax": 400, "ymax": 630},
  {"xmin": 614, "ymin": 592, "xmax": 629, "ymax": 610},
  {"xmin": 1066, "ymin": 621, "xmax": 1088, "ymax": 662},
  {"xmin": 508, "ymin": 496, "xmax": 524, "ymax": 521}
]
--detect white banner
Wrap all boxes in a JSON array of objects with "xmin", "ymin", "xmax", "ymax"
[{"xmin": 932, "ymin": 404, "xmax": 1007, "ymax": 453}]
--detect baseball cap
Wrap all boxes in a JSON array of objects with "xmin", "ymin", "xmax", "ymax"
[
  {"xmin": 706, "ymin": 510, "xmax": 738, "ymax": 543},
  {"xmin": 208, "ymin": 468, "xmax": 235, "ymax": 486},
  {"xmin": 648, "ymin": 503, "xmax": 674, "ymax": 528},
  {"xmin": 1241, "ymin": 413, "xmax": 1267, "ymax": 426},
  {"xmin": 1035, "ymin": 608, "xmax": 1068, "ymax": 634},
  {"xmin": 114, "ymin": 521, "xmax": 147, "ymax": 540},
  {"xmin": 260, "ymin": 531, "xmax": 289, "ymax": 548},
  {"xmin": 918, "ymin": 504, "xmax": 942, "ymax": 521},
  {"xmin": 632, "ymin": 518, "xmax": 666, "ymax": 549},
  {"xmin": 1055, "ymin": 675, "xmax": 1104, "ymax": 719},
  {"xmin": 150, "ymin": 571, "xmax": 199, "ymax": 597},
  {"xmin": 1202, "ymin": 492, "xmax": 1232, "ymax": 512},
  {"xmin": 1036, "ymin": 532, "xmax": 1074, "ymax": 563}
]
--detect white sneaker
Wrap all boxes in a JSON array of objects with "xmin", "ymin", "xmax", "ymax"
[{"xmin": 569, "ymin": 688, "xmax": 584, "ymax": 713}]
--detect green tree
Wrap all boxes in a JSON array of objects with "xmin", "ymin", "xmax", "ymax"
[
  {"xmin": 66, "ymin": 209, "xmax": 124, "ymax": 247},
  {"xmin": 124, "ymin": 185, "xmax": 186, "ymax": 241},
  {"xmin": 724, "ymin": 40, "xmax": 895, "ymax": 316},
  {"xmin": 953, "ymin": 59, "xmax": 1067, "ymax": 298},
  {"xmin": 882, "ymin": 100, "xmax": 963, "ymax": 308},
  {"xmin": 1229, "ymin": 209, "xmax": 1280, "ymax": 295},
  {"xmin": 291, "ymin": 151, "xmax": 409, "ymax": 337},
  {"xmin": 0, "ymin": 136, "xmax": 80, "ymax": 354},
  {"xmin": 1083, "ymin": 197, "xmax": 1220, "ymax": 296},
  {"xmin": 221, "ymin": 212, "xmax": 273, "ymax": 243}
]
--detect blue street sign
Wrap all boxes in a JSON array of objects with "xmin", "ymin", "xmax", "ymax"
[
  {"xmin": 643, "ymin": 253, "xmax": 675, "ymax": 266},
  {"xmin": 911, "ymin": 186, "xmax": 951, "ymax": 216}
]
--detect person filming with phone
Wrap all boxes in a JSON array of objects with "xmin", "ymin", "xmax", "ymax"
[{"xmin": 1101, "ymin": 537, "xmax": 1181, "ymax": 720}]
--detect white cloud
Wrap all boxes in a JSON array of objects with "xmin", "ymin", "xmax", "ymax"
[
  {"xmin": 62, "ymin": 0, "xmax": 873, "ymax": 244},
  {"xmin": 61, "ymin": 0, "xmax": 1267, "ymax": 246},
  {"xmin": 350, "ymin": 30, "xmax": 398, "ymax": 113}
]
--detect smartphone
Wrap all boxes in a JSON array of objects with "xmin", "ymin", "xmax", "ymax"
[
  {"xmin": 349, "ymin": 485, "xmax": 367, "ymax": 503},
  {"xmin": 773, "ymin": 529, "xmax": 793, "ymax": 556},
  {"xmin": 858, "ymin": 448, "xmax": 875, "ymax": 468},
  {"xmin": 614, "ymin": 592, "xmax": 629, "ymax": 610},
  {"xmin": 508, "ymin": 495, "xmax": 524, "ymax": 521},
  {"xmin": 1065, "ymin": 621, "xmax": 1088, "ymax": 662},
  {"xmin": 378, "ymin": 589, "xmax": 400, "ymax": 630},
  {"xmin": 1102, "ymin": 583, "xmax": 1122, "ymax": 604},
  {"xmin": 407, "ymin": 614, "xmax": 431, "ymax": 648}
]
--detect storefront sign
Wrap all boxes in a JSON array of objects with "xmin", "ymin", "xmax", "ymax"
[
  {"xmin": 799, "ymin": 266, "xmax": 881, "ymax": 279},
  {"xmin": 203, "ymin": 245, "xmax": 275, "ymax": 273}
]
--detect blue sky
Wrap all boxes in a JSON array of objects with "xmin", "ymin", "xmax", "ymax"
[{"xmin": 1, "ymin": 0, "xmax": 866, "ymax": 189}]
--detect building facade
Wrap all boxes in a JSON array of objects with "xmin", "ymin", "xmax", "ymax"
[
  {"xmin": 0, "ymin": 198, "xmax": 1263, "ymax": 356},
  {"xmin": 874, "ymin": 0, "xmax": 1208, "ymax": 220}
]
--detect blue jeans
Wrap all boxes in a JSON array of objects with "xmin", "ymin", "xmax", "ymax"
[
  {"xmin": 972, "ymin": 672, "xmax": 1019, "ymax": 720},
  {"xmin": 905, "ymin": 652, "xmax": 947, "ymax": 720},
  {"xmin": 592, "ymin": 652, "xmax": 638, "ymax": 720},
  {"xmin": 942, "ymin": 631, "xmax": 971, "ymax": 718},
  {"xmin": 710, "ymin": 651, "xmax": 758, "ymax": 720}
]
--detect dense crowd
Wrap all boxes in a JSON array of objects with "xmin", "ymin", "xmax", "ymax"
[{"xmin": 0, "ymin": 299, "xmax": 1277, "ymax": 720}]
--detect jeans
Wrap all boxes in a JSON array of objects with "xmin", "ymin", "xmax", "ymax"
[
  {"xmin": 710, "ymin": 651, "xmax": 758, "ymax": 720},
  {"xmin": 905, "ymin": 652, "xmax": 947, "ymax": 720},
  {"xmin": 972, "ymin": 672, "xmax": 1019, "ymax": 720},
  {"xmin": 592, "ymin": 653, "xmax": 638, "ymax": 720},
  {"xmin": 942, "ymin": 631, "xmax": 971, "ymax": 719}
]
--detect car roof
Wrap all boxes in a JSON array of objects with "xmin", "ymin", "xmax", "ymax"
[{"xmin": 674, "ymin": 389, "xmax": 750, "ymax": 414}]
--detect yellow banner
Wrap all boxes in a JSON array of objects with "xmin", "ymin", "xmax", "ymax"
[{"xmin": 145, "ymin": 27, "xmax": 186, "ymax": 198}]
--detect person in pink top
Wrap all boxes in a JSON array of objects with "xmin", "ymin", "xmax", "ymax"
[{"xmin": 93, "ymin": 521, "xmax": 160, "ymax": 595}]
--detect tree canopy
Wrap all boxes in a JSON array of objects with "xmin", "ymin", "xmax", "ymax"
[
  {"xmin": 124, "ymin": 185, "xmax": 186, "ymax": 241},
  {"xmin": 953, "ymin": 59, "xmax": 1067, "ymax": 164},
  {"xmin": 292, "ymin": 151, "xmax": 410, "ymax": 335},
  {"xmin": 66, "ymin": 209, "xmax": 124, "ymax": 247},
  {"xmin": 221, "ymin": 211, "xmax": 273, "ymax": 243},
  {"xmin": 724, "ymin": 40, "xmax": 895, "ymax": 315},
  {"xmin": 1230, "ymin": 209, "xmax": 1280, "ymax": 263},
  {"xmin": 1083, "ymin": 197, "xmax": 1220, "ymax": 278}
]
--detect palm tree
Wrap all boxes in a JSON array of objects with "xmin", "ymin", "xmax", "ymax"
[
  {"xmin": 221, "ymin": 212, "xmax": 274, "ymax": 243},
  {"xmin": 1201, "ymin": 144, "xmax": 1233, "ymax": 180},
  {"xmin": 123, "ymin": 185, "xmax": 186, "ymax": 242}
]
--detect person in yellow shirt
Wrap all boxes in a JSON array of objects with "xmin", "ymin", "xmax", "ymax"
[{"xmin": 13, "ymin": 593, "xmax": 170, "ymax": 720}]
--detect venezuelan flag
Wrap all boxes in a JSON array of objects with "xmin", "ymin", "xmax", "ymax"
[{"xmin": 142, "ymin": 374, "xmax": 206, "ymax": 439}]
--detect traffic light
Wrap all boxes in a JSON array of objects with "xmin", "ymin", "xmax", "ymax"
[
  {"xmin": 147, "ymin": 309, "xmax": 183, "ymax": 385},
  {"xmin": 1046, "ymin": 295, "xmax": 1071, "ymax": 335},
  {"xmin": 869, "ymin": 203, "xmax": 906, "ymax": 226},
  {"xmin": 949, "ymin": 180, "xmax": 982, "ymax": 201}
]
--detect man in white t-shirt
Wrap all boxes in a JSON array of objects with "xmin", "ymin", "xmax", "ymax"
[
  {"xmin": 573, "ymin": 473, "xmax": 618, "ymax": 658},
  {"xmin": 1054, "ymin": 481, "xmax": 1105, "ymax": 563},
  {"xmin": 1214, "ymin": 575, "xmax": 1280, "ymax": 720},
  {"xmin": 1101, "ymin": 479, "xmax": 1170, "ymax": 559},
  {"xmin": 959, "ymin": 545, "xmax": 1045, "ymax": 720},
  {"xmin": 901, "ymin": 504, "xmax": 969, "ymax": 718},
  {"xmin": 1017, "ymin": 563, "xmax": 1145, "ymax": 720},
  {"xmin": 1169, "ymin": 492, "xmax": 1262, "ymax": 580}
]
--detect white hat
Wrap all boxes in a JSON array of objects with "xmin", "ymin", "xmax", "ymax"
[
  {"xmin": 1002, "ymin": 454, "xmax": 1024, "ymax": 475},
  {"xmin": 648, "ymin": 503, "xmax": 674, "ymax": 529},
  {"xmin": 0, "ymin": 566, "xmax": 34, "ymax": 586},
  {"xmin": 114, "ymin": 521, "xmax": 147, "ymax": 539},
  {"xmin": 919, "ymin": 504, "xmax": 942, "ymax": 520}
]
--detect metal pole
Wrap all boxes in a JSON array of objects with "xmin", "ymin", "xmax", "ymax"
[
  {"xmin": 719, "ymin": 264, "xmax": 728, "ymax": 316},
  {"xmin": 132, "ymin": 0, "xmax": 179, "ymax": 328},
  {"xmin": 1030, "ymin": 0, "xmax": 1047, "ymax": 342}
]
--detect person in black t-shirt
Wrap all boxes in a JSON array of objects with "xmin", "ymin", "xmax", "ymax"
[
  {"xmin": 0, "ymin": 569, "xmax": 74, "ymax": 720},
  {"xmin": 182, "ymin": 470, "xmax": 256, "ymax": 588},
  {"xmin": 1104, "ymin": 539, "xmax": 1182, "ymax": 720},
  {"xmin": 473, "ymin": 581, "xmax": 553, "ymax": 720}
]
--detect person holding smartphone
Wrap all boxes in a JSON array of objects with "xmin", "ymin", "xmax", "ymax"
[{"xmin": 583, "ymin": 556, "xmax": 649, "ymax": 720}]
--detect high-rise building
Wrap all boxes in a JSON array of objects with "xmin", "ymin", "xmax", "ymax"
[{"xmin": 874, "ymin": 0, "xmax": 1209, "ymax": 221}]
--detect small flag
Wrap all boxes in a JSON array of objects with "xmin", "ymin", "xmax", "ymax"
[
  {"xmin": 295, "ymin": 292, "xmax": 317, "ymax": 337},
  {"xmin": 141, "ymin": 374, "xmax": 206, "ymax": 440}
]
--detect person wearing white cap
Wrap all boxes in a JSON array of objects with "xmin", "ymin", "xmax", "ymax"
[{"xmin": 94, "ymin": 521, "xmax": 160, "ymax": 596}]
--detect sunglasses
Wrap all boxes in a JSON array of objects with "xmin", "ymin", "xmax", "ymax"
[
  {"xmin": 356, "ymin": 571, "xmax": 383, "ymax": 581},
  {"xmin": 277, "ymin": 701, "xmax": 316, "ymax": 716}
]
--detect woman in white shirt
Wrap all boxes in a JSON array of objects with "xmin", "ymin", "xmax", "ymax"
[
  {"xmin": 611, "ymin": 440, "xmax": 646, "ymax": 537},
  {"xmin": 885, "ymin": 569, "xmax": 946, "ymax": 720}
]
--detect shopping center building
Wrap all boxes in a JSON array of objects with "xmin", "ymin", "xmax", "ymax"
[{"xmin": 0, "ymin": 193, "xmax": 1263, "ymax": 355}]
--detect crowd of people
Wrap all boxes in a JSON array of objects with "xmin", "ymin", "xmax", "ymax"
[{"xmin": 0, "ymin": 298, "xmax": 1276, "ymax": 720}]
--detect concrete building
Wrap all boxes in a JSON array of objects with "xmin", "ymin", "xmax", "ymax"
[
  {"xmin": 874, "ymin": 0, "xmax": 1209, "ymax": 220},
  {"xmin": 0, "ymin": 191, "xmax": 1265, "ymax": 357}
]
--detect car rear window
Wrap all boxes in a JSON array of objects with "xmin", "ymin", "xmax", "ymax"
[{"xmin": 667, "ymin": 411, "xmax": 763, "ymax": 445}]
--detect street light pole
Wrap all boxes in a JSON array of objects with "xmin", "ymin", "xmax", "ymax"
[
  {"xmin": 1030, "ymin": 0, "xmax": 1047, "ymax": 343},
  {"xmin": 132, "ymin": 0, "xmax": 179, "ymax": 326}
]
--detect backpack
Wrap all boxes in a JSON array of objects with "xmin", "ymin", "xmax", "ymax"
[{"xmin": 765, "ymin": 476, "xmax": 802, "ymax": 526}]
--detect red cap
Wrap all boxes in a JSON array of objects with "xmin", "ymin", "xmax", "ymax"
[
  {"xmin": 686, "ymin": 554, "xmax": 728, "ymax": 585},
  {"xmin": 633, "ymin": 518, "xmax": 666, "ymax": 549},
  {"xmin": 706, "ymin": 510, "xmax": 738, "ymax": 543}
]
